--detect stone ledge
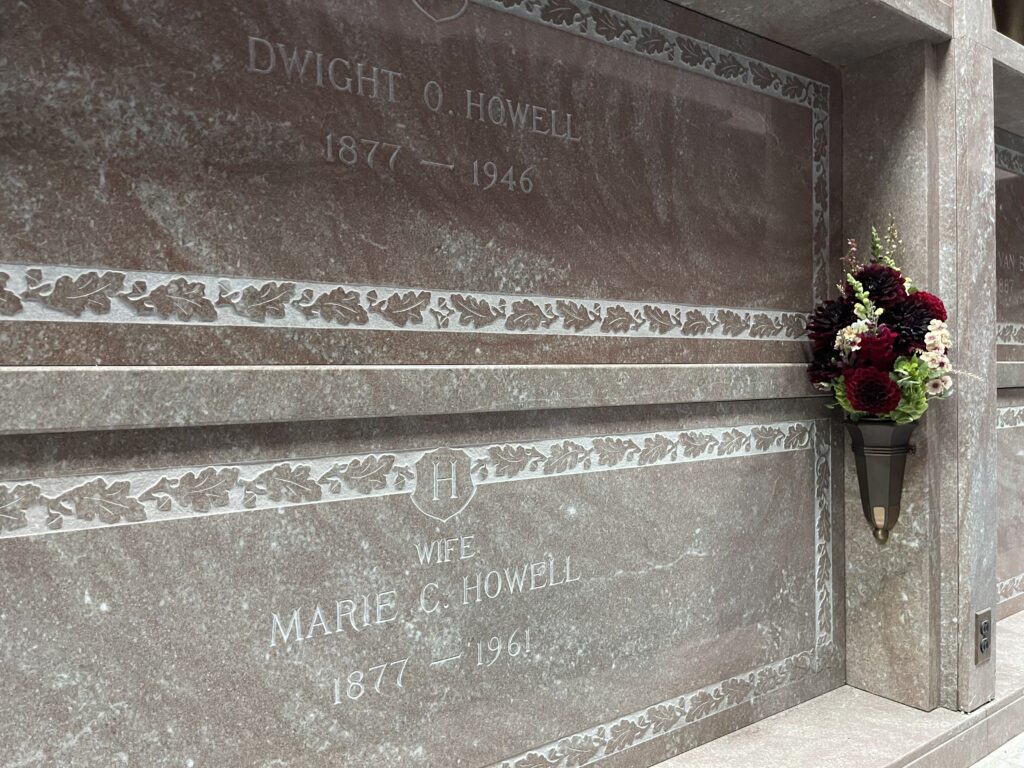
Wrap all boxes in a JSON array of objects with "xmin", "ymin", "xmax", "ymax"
[
  {"xmin": 668, "ymin": 0, "xmax": 951, "ymax": 66},
  {"xmin": 993, "ymin": 30, "xmax": 1024, "ymax": 80},
  {"xmin": 999, "ymin": 362, "xmax": 1024, "ymax": 390},
  {"xmin": 994, "ymin": 30, "xmax": 1024, "ymax": 135},
  {"xmin": 656, "ymin": 612, "xmax": 1024, "ymax": 767},
  {"xmin": 0, "ymin": 364, "xmax": 821, "ymax": 435}
]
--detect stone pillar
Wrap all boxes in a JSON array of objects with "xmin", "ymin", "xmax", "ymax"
[
  {"xmin": 942, "ymin": 0, "xmax": 999, "ymax": 715},
  {"xmin": 843, "ymin": 0, "xmax": 998, "ymax": 714}
]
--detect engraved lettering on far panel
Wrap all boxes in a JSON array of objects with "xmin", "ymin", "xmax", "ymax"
[{"xmin": 998, "ymin": 251, "xmax": 1024, "ymax": 307}]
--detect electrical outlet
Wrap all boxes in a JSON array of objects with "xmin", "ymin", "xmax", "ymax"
[{"xmin": 976, "ymin": 609, "xmax": 992, "ymax": 665}]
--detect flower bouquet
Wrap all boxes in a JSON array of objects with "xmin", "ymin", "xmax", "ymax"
[{"xmin": 806, "ymin": 220, "xmax": 952, "ymax": 541}]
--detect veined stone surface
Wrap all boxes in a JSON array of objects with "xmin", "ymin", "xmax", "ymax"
[
  {"xmin": 998, "ymin": 394, "xmax": 1024, "ymax": 619},
  {"xmin": 0, "ymin": 0, "xmax": 839, "ymax": 365},
  {"xmin": 0, "ymin": 402, "xmax": 844, "ymax": 765},
  {"xmin": 996, "ymin": 130, "xmax": 1024, "ymax": 358}
]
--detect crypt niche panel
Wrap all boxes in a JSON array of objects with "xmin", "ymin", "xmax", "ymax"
[
  {"xmin": 997, "ymin": 394, "xmax": 1024, "ymax": 619},
  {"xmin": 997, "ymin": 129, "xmax": 1024, "ymax": 361},
  {"xmin": 0, "ymin": 0, "xmax": 839, "ymax": 365},
  {"xmin": 0, "ymin": 403, "xmax": 842, "ymax": 765}
]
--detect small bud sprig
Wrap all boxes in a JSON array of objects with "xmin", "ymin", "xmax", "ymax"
[
  {"xmin": 840, "ymin": 237, "xmax": 861, "ymax": 276},
  {"xmin": 846, "ymin": 273, "xmax": 883, "ymax": 322},
  {"xmin": 882, "ymin": 217, "xmax": 902, "ymax": 266},
  {"xmin": 870, "ymin": 220, "xmax": 901, "ymax": 270}
]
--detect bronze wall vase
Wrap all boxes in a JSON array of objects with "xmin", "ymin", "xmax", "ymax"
[{"xmin": 846, "ymin": 419, "xmax": 918, "ymax": 543}]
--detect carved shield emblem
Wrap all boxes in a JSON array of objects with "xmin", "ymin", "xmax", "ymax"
[
  {"xmin": 410, "ymin": 447, "xmax": 475, "ymax": 522},
  {"xmin": 411, "ymin": 0, "xmax": 469, "ymax": 23}
]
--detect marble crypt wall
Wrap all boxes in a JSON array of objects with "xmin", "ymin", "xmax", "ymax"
[
  {"xmin": 0, "ymin": 401, "xmax": 844, "ymax": 766},
  {"xmin": 997, "ymin": 129, "xmax": 1024, "ymax": 621},
  {"xmin": 998, "ymin": 391, "xmax": 1024, "ymax": 619},
  {"xmin": 997, "ymin": 129, "xmax": 1024, "ymax": 358},
  {"xmin": 0, "ymin": 0, "xmax": 840, "ymax": 366},
  {"xmin": 0, "ymin": 0, "xmax": 848, "ymax": 765}
]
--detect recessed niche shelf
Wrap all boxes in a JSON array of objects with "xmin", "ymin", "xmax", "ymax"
[
  {"xmin": 669, "ymin": 0, "xmax": 952, "ymax": 65},
  {"xmin": 0, "ymin": 365, "xmax": 822, "ymax": 434},
  {"xmin": 993, "ymin": 30, "xmax": 1024, "ymax": 136},
  {"xmin": 999, "ymin": 361, "xmax": 1024, "ymax": 390}
]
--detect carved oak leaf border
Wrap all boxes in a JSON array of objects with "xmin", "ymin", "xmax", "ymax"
[
  {"xmin": 997, "ymin": 143, "xmax": 1024, "ymax": 177},
  {"xmin": 997, "ymin": 406, "xmax": 1024, "ymax": 605},
  {"xmin": 0, "ymin": 263, "xmax": 808, "ymax": 343},
  {"xmin": 998, "ymin": 406, "xmax": 1024, "ymax": 430},
  {"xmin": 1000, "ymin": 574, "xmax": 1024, "ymax": 606},
  {"xmin": 0, "ymin": 420, "xmax": 818, "ymax": 538},
  {"xmin": 0, "ymin": 419, "xmax": 836, "ymax": 768},
  {"xmin": 996, "ymin": 142, "xmax": 1024, "ymax": 346},
  {"xmin": 997, "ymin": 323, "xmax": 1024, "ymax": 346}
]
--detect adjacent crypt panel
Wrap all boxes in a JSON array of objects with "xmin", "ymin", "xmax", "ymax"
[
  {"xmin": 998, "ymin": 393, "xmax": 1024, "ymax": 619},
  {"xmin": 0, "ymin": 401, "xmax": 843, "ymax": 765}
]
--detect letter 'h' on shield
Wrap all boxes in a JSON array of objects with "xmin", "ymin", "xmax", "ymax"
[{"xmin": 410, "ymin": 447, "xmax": 475, "ymax": 522}]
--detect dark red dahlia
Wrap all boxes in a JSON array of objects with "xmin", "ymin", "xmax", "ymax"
[
  {"xmin": 807, "ymin": 345, "xmax": 841, "ymax": 385},
  {"xmin": 845, "ymin": 367, "xmax": 902, "ymax": 415},
  {"xmin": 907, "ymin": 290, "xmax": 947, "ymax": 322},
  {"xmin": 846, "ymin": 263, "xmax": 907, "ymax": 307},
  {"xmin": 853, "ymin": 325, "xmax": 898, "ymax": 370},
  {"xmin": 884, "ymin": 300, "xmax": 933, "ymax": 352},
  {"xmin": 806, "ymin": 298, "xmax": 855, "ymax": 350}
]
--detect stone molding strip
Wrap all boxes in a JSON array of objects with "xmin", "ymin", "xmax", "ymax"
[
  {"xmin": 999, "ymin": 362, "xmax": 1024, "ymax": 390},
  {"xmin": 0, "ymin": 263, "xmax": 807, "ymax": 343},
  {"xmin": 996, "ymin": 142, "xmax": 1024, "ymax": 346},
  {"xmin": 997, "ymin": 142, "xmax": 1024, "ymax": 177},
  {"xmin": 999, "ymin": 575, "xmax": 1024, "ymax": 606},
  {"xmin": 998, "ymin": 324, "xmax": 1024, "ymax": 346},
  {"xmin": 490, "ymin": 419, "xmax": 834, "ymax": 767},
  {"xmin": 0, "ymin": 365, "xmax": 823, "ymax": 436},
  {"xmin": 998, "ymin": 406, "xmax": 1024, "ymax": 605},
  {"xmin": 0, "ymin": 419, "xmax": 817, "ymax": 539},
  {"xmin": 998, "ymin": 406, "xmax": 1024, "ymax": 430}
]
